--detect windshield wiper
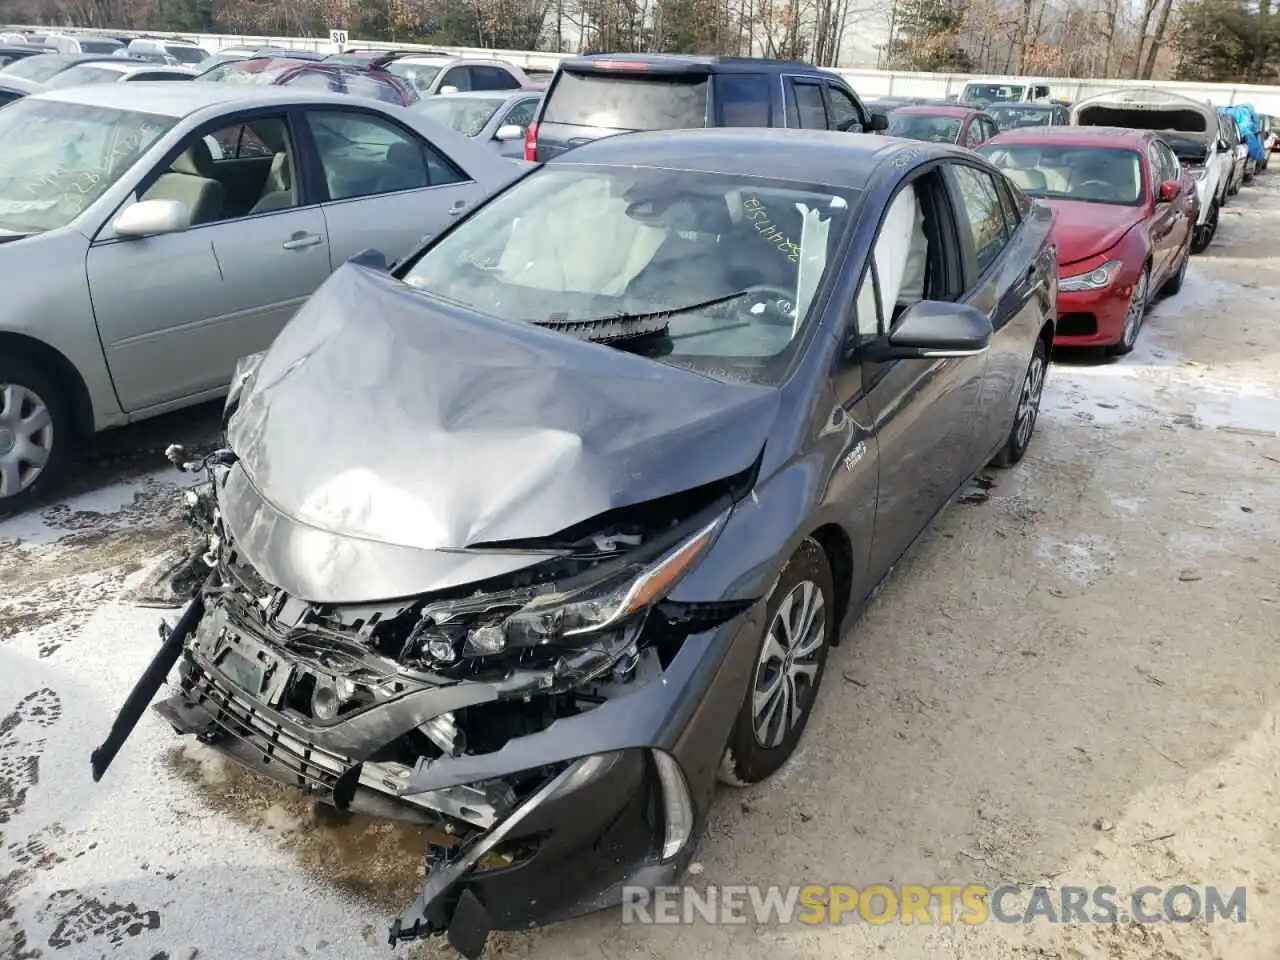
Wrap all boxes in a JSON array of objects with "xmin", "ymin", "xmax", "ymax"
[{"xmin": 533, "ymin": 289, "xmax": 753, "ymax": 344}]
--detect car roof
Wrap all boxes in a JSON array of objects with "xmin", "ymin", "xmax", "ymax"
[
  {"xmin": 893, "ymin": 105, "xmax": 983, "ymax": 118},
  {"xmin": 561, "ymin": 52, "xmax": 832, "ymax": 73},
  {"xmin": 986, "ymin": 125, "xmax": 1156, "ymax": 148},
  {"xmin": 549, "ymin": 127, "xmax": 939, "ymax": 187},
  {"xmin": 32, "ymin": 81, "xmax": 367, "ymax": 116}
]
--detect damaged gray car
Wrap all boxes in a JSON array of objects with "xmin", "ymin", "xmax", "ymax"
[{"xmin": 92, "ymin": 128, "xmax": 1056, "ymax": 956}]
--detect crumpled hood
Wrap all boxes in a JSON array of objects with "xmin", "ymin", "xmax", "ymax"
[
  {"xmin": 224, "ymin": 264, "xmax": 780, "ymax": 598},
  {"xmin": 1042, "ymin": 198, "xmax": 1142, "ymax": 267}
]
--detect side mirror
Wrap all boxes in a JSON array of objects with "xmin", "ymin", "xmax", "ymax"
[
  {"xmin": 859, "ymin": 301, "xmax": 992, "ymax": 361},
  {"xmin": 1218, "ymin": 138, "xmax": 1229, "ymax": 152},
  {"xmin": 494, "ymin": 123, "xmax": 524, "ymax": 141},
  {"xmin": 868, "ymin": 112, "xmax": 890, "ymax": 133},
  {"xmin": 438, "ymin": 84, "xmax": 459, "ymax": 94},
  {"xmin": 1157, "ymin": 179, "xmax": 1180, "ymax": 202},
  {"xmin": 348, "ymin": 247, "xmax": 388, "ymax": 272},
  {"xmin": 111, "ymin": 198, "xmax": 190, "ymax": 238}
]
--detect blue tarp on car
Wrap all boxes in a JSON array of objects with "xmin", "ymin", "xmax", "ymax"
[{"xmin": 1224, "ymin": 104, "xmax": 1266, "ymax": 163}]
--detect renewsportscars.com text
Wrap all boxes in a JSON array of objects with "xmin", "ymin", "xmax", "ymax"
[{"xmin": 621, "ymin": 884, "xmax": 1247, "ymax": 926}]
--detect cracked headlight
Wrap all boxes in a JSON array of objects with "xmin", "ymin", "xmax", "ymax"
[
  {"xmin": 1058, "ymin": 259, "xmax": 1122, "ymax": 292},
  {"xmin": 450, "ymin": 512, "xmax": 729, "ymax": 659}
]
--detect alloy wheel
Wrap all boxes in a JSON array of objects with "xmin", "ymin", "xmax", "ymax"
[
  {"xmin": 1120, "ymin": 270, "xmax": 1149, "ymax": 350},
  {"xmin": 1014, "ymin": 352, "xmax": 1046, "ymax": 451},
  {"xmin": 0, "ymin": 383, "xmax": 54, "ymax": 500},
  {"xmin": 752, "ymin": 579, "xmax": 827, "ymax": 749}
]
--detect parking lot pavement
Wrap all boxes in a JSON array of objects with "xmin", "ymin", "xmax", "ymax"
[{"xmin": 4, "ymin": 184, "xmax": 1280, "ymax": 960}]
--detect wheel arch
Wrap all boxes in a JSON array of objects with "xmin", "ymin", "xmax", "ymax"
[
  {"xmin": 0, "ymin": 332, "xmax": 95, "ymax": 437},
  {"xmin": 806, "ymin": 522, "xmax": 854, "ymax": 646}
]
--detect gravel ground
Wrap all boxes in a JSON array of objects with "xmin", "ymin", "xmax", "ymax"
[{"xmin": 3, "ymin": 178, "xmax": 1280, "ymax": 960}]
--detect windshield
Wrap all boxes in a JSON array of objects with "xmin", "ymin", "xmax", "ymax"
[
  {"xmin": 888, "ymin": 113, "xmax": 962, "ymax": 143},
  {"xmin": 543, "ymin": 71, "xmax": 709, "ymax": 130},
  {"xmin": 386, "ymin": 61, "xmax": 445, "ymax": 92},
  {"xmin": 987, "ymin": 105, "xmax": 1053, "ymax": 128},
  {"xmin": 78, "ymin": 39, "xmax": 122, "ymax": 54},
  {"xmin": 961, "ymin": 83, "xmax": 1025, "ymax": 105},
  {"xmin": 0, "ymin": 99, "xmax": 173, "ymax": 234},
  {"xmin": 979, "ymin": 144, "xmax": 1145, "ymax": 205},
  {"xmin": 413, "ymin": 96, "xmax": 502, "ymax": 136},
  {"xmin": 165, "ymin": 44, "xmax": 207, "ymax": 64},
  {"xmin": 399, "ymin": 165, "xmax": 857, "ymax": 385},
  {"xmin": 0, "ymin": 54, "xmax": 73, "ymax": 81},
  {"xmin": 45, "ymin": 64, "xmax": 124, "ymax": 88}
]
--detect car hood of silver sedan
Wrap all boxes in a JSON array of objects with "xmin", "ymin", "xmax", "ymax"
[{"xmin": 222, "ymin": 264, "xmax": 781, "ymax": 601}]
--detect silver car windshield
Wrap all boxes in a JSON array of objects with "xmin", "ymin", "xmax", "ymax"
[
  {"xmin": 386, "ymin": 62, "xmax": 443, "ymax": 92},
  {"xmin": 413, "ymin": 96, "xmax": 503, "ymax": 136},
  {"xmin": 400, "ymin": 165, "xmax": 858, "ymax": 385},
  {"xmin": 0, "ymin": 99, "xmax": 174, "ymax": 234}
]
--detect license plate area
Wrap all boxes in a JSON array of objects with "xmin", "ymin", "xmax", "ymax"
[{"xmin": 216, "ymin": 634, "xmax": 290, "ymax": 706}]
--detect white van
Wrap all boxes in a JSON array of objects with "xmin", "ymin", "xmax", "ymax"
[
  {"xmin": 958, "ymin": 80, "xmax": 1053, "ymax": 106},
  {"xmin": 127, "ymin": 37, "xmax": 210, "ymax": 66}
]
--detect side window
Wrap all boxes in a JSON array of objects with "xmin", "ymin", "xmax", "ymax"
[
  {"xmin": 0, "ymin": 91, "xmax": 21, "ymax": 106},
  {"xmin": 952, "ymin": 164, "xmax": 1011, "ymax": 277},
  {"xmin": 964, "ymin": 120, "xmax": 985, "ymax": 147},
  {"xmin": 440, "ymin": 66, "xmax": 472, "ymax": 92},
  {"xmin": 501, "ymin": 97, "xmax": 538, "ymax": 130},
  {"xmin": 144, "ymin": 115, "xmax": 297, "ymax": 224},
  {"xmin": 1035, "ymin": 85, "xmax": 1049, "ymax": 99},
  {"xmin": 307, "ymin": 110, "xmax": 468, "ymax": 200},
  {"xmin": 791, "ymin": 81, "xmax": 828, "ymax": 129},
  {"xmin": 1160, "ymin": 142, "xmax": 1181, "ymax": 179},
  {"xmin": 983, "ymin": 118, "xmax": 998, "ymax": 140},
  {"xmin": 825, "ymin": 84, "xmax": 862, "ymax": 131},
  {"xmin": 472, "ymin": 66, "xmax": 520, "ymax": 91},
  {"xmin": 715, "ymin": 74, "xmax": 771, "ymax": 126},
  {"xmin": 130, "ymin": 71, "xmax": 191, "ymax": 81},
  {"xmin": 994, "ymin": 175, "xmax": 1021, "ymax": 234}
]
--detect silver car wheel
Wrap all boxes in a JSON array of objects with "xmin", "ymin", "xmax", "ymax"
[
  {"xmin": 752, "ymin": 580, "xmax": 827, "ymax": 749},
  {"xmin": 1120, "ymin": 270, "xmax": 1149, "ymax": 349},
  {"xmin": 0, "ymin": 382, "xmax": 54, "ymax": 499},
  {"xmin": 1015, "ymin": 352, "xmax": 1045, "ymax": 450}
]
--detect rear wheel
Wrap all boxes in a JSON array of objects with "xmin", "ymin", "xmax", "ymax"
[
  {"xmin": 0, "ymin": 357, "xmax": 72, "ymax": 518},
  {"xmin": 718, "ymin": 539, "xmax": 833, "ymax": 786},
  {"xmin": 1108, "ymin": 267, "xmax": 1149, "ymax": 357},
  {"xmin": 992, "ymin": 336, "xmax": 1047, "ymax": 468},
  {"xmin": 1161, "ymin": 244, "xmax": 1189, "ymax": 297}
]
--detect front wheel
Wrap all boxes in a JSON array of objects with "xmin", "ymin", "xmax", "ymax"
[
  {"xmin": 718, "ymin": 539, "xmax": 833, "ymax": 786},
  {"xmin": 1108, "ymin": 267, "xmax": 1149, "ymax": 357},
  {"xmin": 992, "ymin": 336, "xmax": 1047, "ymax": 468},
  {"xmin": 0, "ymin": 357, "xmax": 72, "ymax": 518},
  {"xmin": 1191, "ymin": 201, "xmax": 1219, "ymax": 254}
]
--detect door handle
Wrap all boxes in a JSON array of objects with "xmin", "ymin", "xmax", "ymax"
[
  {"xmin": 282, "ymin": 232, "xmax": 324, "ymax": 251},
  {"xmin": 447, "ymin": 200, "xmax": 467, "ymax": 217}
]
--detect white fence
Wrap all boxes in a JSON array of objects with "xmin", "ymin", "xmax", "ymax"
[{"xmin": 16, "ymin": 24, "xmax": 1280, "ymax": 113}]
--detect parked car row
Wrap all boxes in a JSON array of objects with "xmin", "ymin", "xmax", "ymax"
[{"xmin": 0, "ymin": 39, "xmax": 1256, "ymax": 960}]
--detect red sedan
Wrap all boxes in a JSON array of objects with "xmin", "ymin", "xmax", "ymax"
[
  {"xmin": 887, "ymin": 105, "xmax": 1000, "ymax": 149},
  {"xmin": 978, "ymin": 127, "xmax": 1198, "ymax": 355}
]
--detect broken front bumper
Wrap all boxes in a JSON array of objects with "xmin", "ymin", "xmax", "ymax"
[{"xmin": 152, "ymin": 591, "xmax": 766, "ymax": 952}]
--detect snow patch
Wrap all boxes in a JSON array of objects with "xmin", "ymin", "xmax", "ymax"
[{"xmin": 1036, "ymin": 535, "xmax": 1118, "ymax": 586}]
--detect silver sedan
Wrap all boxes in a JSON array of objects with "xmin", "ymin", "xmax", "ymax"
[
  {"xmin": 410, "ymin": 89, "xmax": 543, "ymax": 158},
  {"xmin": 0, "ymin": 82, "xmax": 525, "ymax": 512}
]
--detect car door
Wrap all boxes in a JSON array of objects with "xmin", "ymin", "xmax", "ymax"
[
  {"xmin": 1157, "ymin": 139, "xmax": 1195, "ymax": 256},
  {"xmin": 1146, "ymin": 141, "xmax": 1179, "ymax": 280},
  {"xmin": 302, "ymin": 105, "xmax": 489, "ymax": 266},
  {"xmin": 842, "ymin": 165, "xmax": 987, "ymax": 579},
  {"xmin": 948, "ymin": 161, "xmax": 1054, "ymax": 461},
  {"xmin": 86, "ymin": 109, "xmax": 333, "ymax": 412}
]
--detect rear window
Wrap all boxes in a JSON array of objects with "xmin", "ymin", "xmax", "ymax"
[
  {"xmin": 543, "ymin": 69, "xmax": 708, "ymax": 130},
  {"xmin": 78, "ymin": 39, "xmax": 122, "ymax": 54}
]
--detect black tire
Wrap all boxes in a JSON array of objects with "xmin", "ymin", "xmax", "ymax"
[
  {"xmin": 992, "ymin": 336, "xmax": 1047, "ymax": 468},
  {"xmin": 1161, "ymin": 244, "xmax": 1189, "ymax": 297},
  {"xmin": 718, "ymin": 538, "xmax": 834, "ymax": 786},
  {"xmin": 0, "ymin": 355, "xmax": 73, "ymax": 518},
  {"xmin": 1191, "ymin": 201, "xmax": 1219, "ymax": 254}
]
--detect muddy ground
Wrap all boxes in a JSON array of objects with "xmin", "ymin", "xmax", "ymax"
[{"xmin": 2, "ymin": 178, "xmax": 1279, "ymax": 960}]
